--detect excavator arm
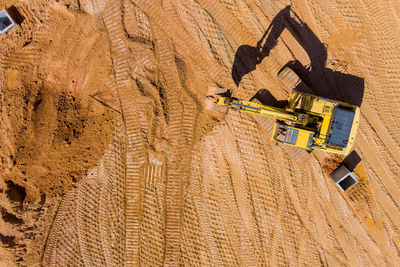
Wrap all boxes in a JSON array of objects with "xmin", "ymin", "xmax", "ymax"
[{"xmin": 217, "ymin": 96, "xmax": 309, "ymax": 125}]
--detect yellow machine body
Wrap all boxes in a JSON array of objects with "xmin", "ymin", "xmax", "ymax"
[{"xmin": 216, "ymin": 92, "xmax": 360, "ymax": 155}]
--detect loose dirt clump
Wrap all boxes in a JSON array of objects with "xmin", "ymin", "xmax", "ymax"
[
  {"xmin": 10, "ymin": 88, "xmax": 114, "ymax": 198},
  {"xmin": 322, "ymin": 154, "xmax": 345, "ymax": 175},
  {"xmin": 5, "ymin": 180, "xmax": 26, "ymax": 206}
]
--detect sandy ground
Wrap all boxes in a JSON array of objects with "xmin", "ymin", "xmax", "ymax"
[{"xmin": 0, "ymin": 0, "xmax": 400, "ymax": 266}]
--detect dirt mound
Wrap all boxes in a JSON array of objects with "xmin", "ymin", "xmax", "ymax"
[{"xmin": 0, "ymin": 1, "xmax": 115, "ymax": 264}]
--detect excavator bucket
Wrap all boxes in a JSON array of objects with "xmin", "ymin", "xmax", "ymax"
[
  {"xmin": 204, "ymin": 87, "xmax": 231, "ymax": 114},
  {"xmin": 206, "ymin": 86, "xmax": 232, "ymax": 97}
]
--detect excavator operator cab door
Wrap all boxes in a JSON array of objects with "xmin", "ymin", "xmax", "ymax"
[
  {"xmin": 272, "ymin": 124, "xmax": 288, "ymax": 143},
  {"xmin": 272, "ymin": 123, "xmax": 314, "ymax": 149}
]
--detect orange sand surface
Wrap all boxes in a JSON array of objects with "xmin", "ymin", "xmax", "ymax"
[{"xmin": 0, "ymin": 0, "xmax": 399, "ymax": 266}]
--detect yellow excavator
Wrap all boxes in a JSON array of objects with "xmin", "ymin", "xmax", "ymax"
[{"xmin": 206, "ymin": 67, "xmax": 360, "ymax": 156}]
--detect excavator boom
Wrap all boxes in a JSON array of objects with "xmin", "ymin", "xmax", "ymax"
[{"xmin": 217, "ymin": 96, "xmax": 308, "ymax": 125}]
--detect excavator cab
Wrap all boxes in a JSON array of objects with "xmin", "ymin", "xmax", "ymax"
[{"xmin": 272, "ymin": 123, "xmax": 314, "ymax": 150}]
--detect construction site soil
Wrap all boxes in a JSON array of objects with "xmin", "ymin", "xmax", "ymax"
[{"xmin": 0, "ymin": 0, "xmax": 399, "ymax": 266}]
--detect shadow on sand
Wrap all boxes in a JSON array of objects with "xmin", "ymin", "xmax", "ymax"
[
  {"xmin": 6, "ymin": 6, "xmax": 24, "ymax": 25},
  {"xmin": 343, "ymin": 150, "xmax": 362, "ymax": 171},
  {"xmin": 232, "ymin": 5, "xmax": 364, "ymax": 107}
]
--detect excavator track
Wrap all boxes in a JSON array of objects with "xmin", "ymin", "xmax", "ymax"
[
  {"xmin": 277, "ymin": 66, "xmax": 316, "ymax": 95},
  {"xmin": 277, "ymin": 66, "xmax": 302, "ymax": 92}
]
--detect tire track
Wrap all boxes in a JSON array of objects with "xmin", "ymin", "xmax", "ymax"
[
  {"xmin": 180, "ymin": 176, "xmax": 206, "ymax": 265},
  {"xmin": 210, "ymin": 140, "xmax": 248, "ymax": 266},
  {"xmin": 15, "ymin": 3, "xmax": 41, "ymax": 34},
  {"xmin": 42, "ymin": 191, "xmax": 81, "ymax": 266},
  {"xmin": 216, "ymin": 125, "xmax": 260, "ymax": 265},
  {"xmin": 357, "ymin": 123, "xmax": 400, "ymax": 207},
  {"xmin": 76, "ymin": 174, "xmax": 106, "ymax": 266},
  {"xmin": 122, "ymin": 0, "xmax": 152, "ymax": 41},
  {"xmin": 140, "ymin": 175, "xmax": 166, "ymax": 266},
  {"xmin": 5, "ymin": 46, "xmax": 40, "ymax": 68},
  {"xmin": 308, "ymin": 159, "xmax": 361, "ymax": 265},
  {"xmin": 224, "ymin": 114, "xmax": 278, "ymax": 264},
  {"xmin": 4, "ymin": 3, "xmax": 42, "ymax": 68},
  {"xmin": 266, "ymin": 145, "xmax": 351, "ymax": 265},
  {"xmin": 153, "ymin": 36, "xmax": 183, "ymax": 266}
]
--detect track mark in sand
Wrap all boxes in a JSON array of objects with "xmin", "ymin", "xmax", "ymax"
[
  {"xmin": 357, "ymin": 124, "xmax": 400, "ymax": 209},
  {"xmin": 295, "ymin": 159, "xmax": 359, "ymax": 265},
  {"xmin": 76, "ymin": 171, "xmax": 107, "ymax": 266},
  {"xmin": 189, "ymin": 147, "xmax": 224, "ymax": 266},
  {"xmin": 5, "ymin": 46, "xmax": 40, "ymax": 68},
  {"xmin": 103, "ymin": 1, "xmax": 147, "ymax": 265},
  {"xmin": 43, "ymin": 116, "xmax": 126, "ymax": 266},
  {"xmin": 224, "ymin": 113, "xmax": 302, "ymax": 264},
  {"xmin": 212, "ymin": 129, "xmax": 261, "ymax": 266},
  {"xmin": 196, "ymin": 0, "xmax": 257, "ymax": 46},
  {"xmin": 218, "ymin": 120, "xmax": 266, "ymax": 265},
  {"xmin": 13, "ymin": 3, "xmax": 41, "ymax": 37},
  {"xmin": 42, "ymin": 191, "xmax": 81, "ymax": 266},
  {"xmin": 154, "ymin": 36, "xmax": 183, "ymax": 266},
  {"xmin": 345, "ymin": 162, "xmax": 400, "ymax": 264},
  {"xmin": 144, "ymin": 151, "xmax": 165, "ymax": 188},
  {"xmin": 140, "ymin": 153, "xmax": 166, "ymax": 266},
  {"xmin": 180, "ymin": 173, "xmax": 206, "ymax": 265},
  {"xmin": 4, "ymin": 4, "xmax": 42, "ymax": 68},
  {"xmin": 136, "ymin": 0, "xmax": 235, "ymax": 88},
  {"xmin": 197, "ymin": 0, "xmax": 286, "ymax": 86},
  {"xmin": 154, "ymin": 27, "xmax": 197, "ymax": 266},
  {"xmin": 264, "ymin": 144, "xmax": 349, "ymax": 265},
  {"xmin": 310, "ymin": 157, "xmax": 397, "ymax": 266},
  {"xmin": 16, "ymin": 1, "xmax": 400, "ymax": 266},
  {"xmin": 352, "ymin": 0, "xmax": 400, "ymax": 147},
  {"xmin": 81, "ymin": 0, "xmax": 106, "ymax": 14},
  {"xmin": 196, "ymin": 138, "xmax": 241, "ymax": 266},
  {"xmin": 122, "ymin": 0, "xmax": 152, "ymax": 42}
]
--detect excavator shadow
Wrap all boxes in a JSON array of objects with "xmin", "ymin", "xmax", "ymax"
[
  {"xmin": 232, "ymin": 5, "xmax": 364, "ymax": 107},
  {"xmin": 251, "ymin": 89, "xmax": 287, "ymax": 109}
]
